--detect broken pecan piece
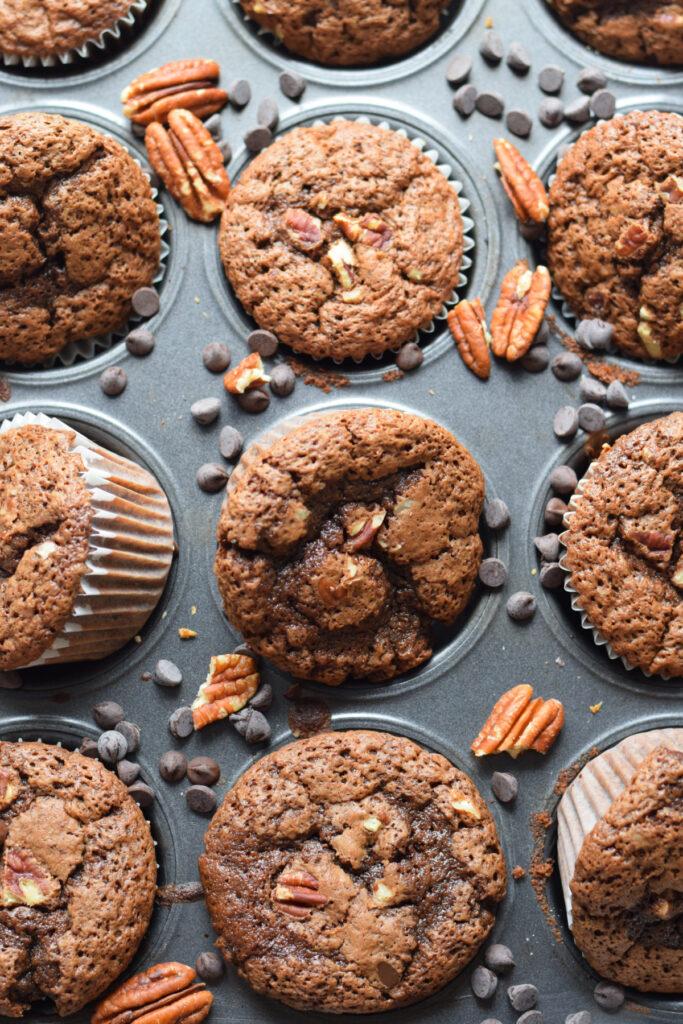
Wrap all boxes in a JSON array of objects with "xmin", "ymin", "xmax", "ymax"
[
  {"xmin": 636, "ymin": 306, "xmax": 663, "ymax": 359},
  {"xmin": 334, "ymin": 212, "xmax": 392, "ymax": 249},
  {"xmin": 272, "ymin": 868, "xmax": 329, "ymax": 919},
  {"xmin": 659, "ymin": 175, "xmax": 683, "ymax": 204},
  {"xmin": 223, "ymin": 352, "xmax": 271, "ymax": 394},
  {"xmin": 493, "ymin": 138, "xmax": 549, "ymax": 224},
  {"xmin": 191, "ymin": 653, "xmax": 260, "ymax": 729},
  {"xmin": 325, "ymin": 238, "xmax": 358, "ymax": 290},
  {"xmin": 146, "ymin": 109, "xmax": 230, "ymax": 223},
  {"xmin": 490, "ymin": 261, "xmax": 551, "ymax": 361},
  {"xmin": 282, "ymin": 208, "xmax": 324, "ymax": 250},
  {"xmin": 122, "ymin": 59, "xmax": 227, "ymax": 126},
  {"xmin": 471, "ymin": 684, "xmax": 564, "ymax": 758},
  {"xmin": 1, "ymin": 848, "xmax": 58, "ymax": 906},
  {"xmin": 91, "ymin": 962, "xmax": 213, "ymax": 1024},
  {"xmin": 615, "ymin": 223, "xmax": 653, "ymax": 258},
  {"xmin": 447, "ymin": 298, "xmax": 492, "ymax": 379},
  {"xmin": 346, "ymin": 510, "xmax": 386, "ymax": 551},
  {"xmin": 0, "ymin": 767, "xmax": 18, "ymax": 810}
]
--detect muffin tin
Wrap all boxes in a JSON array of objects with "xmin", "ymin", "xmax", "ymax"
[{"xmin": 0, "ymin": 1, "xmax": 682, "ymax": 1022}]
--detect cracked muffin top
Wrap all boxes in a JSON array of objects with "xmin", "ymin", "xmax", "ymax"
[
  {"xmin": 0, "ymin": 0, "xmax": 139, "ymax": 59},
  {"xmin": 0, "ymin": 741, "xmax": 156, "ymax": 1017},
  {"xmin": 548, "ymin": 0, "xmax": 683, "ymax": 65},
  {"xmin": 214, "ymin": 408, "xmax": 484, "ymax": 684},
  {"xmin": 199, "ymin": 729, "xmax": 506, "ymax": 1014},
  {"xmin": 571, "ymin": 745, "xmax": 683, "ymax": 992},
  {"xmin": 238, "ymin": 0, "xmax": 449, "ymax": 66},
  {"xmin": 218, "ymin": 121, "xmax": 463, "ymax": 361},
  {"xmin": 0, "ymin": 112, "xmax": 159, "ymax": 365},
  {"xmin": 547, "ymin": 111, "xmax": 683, "ymax": 362},
  {"xmin": 0, "ymin": 425, "xmax": 92, "ymax": 671},
  {"xmin": 562, "ymin": 412, "xmax": 683, "ymax": 678}
]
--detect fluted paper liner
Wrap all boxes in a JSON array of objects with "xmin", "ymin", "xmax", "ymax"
[
  {"xmin": 0, "ymin": 412, "xmax": 174, "ymax": 667},
  {"xmin": 226, "ymin": 411, "xmax": 328, "ymax": 500},
  {"xmin": 557, "ymin": 728, "xmax": 683, "ymax": 928}
]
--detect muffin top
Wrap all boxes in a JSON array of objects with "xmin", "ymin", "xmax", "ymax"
[
  {"xmin": 214, "ymin": 408, "xmax": 484, "ymax": 684},
  {"xmin": 199, "ymin": 729, "xmax": 506, "ymax": 1014},
  {"xmin": 562, "ymin": 411, "xmax": 683, "ymax": 678},
  {"xmin": 0, "ymin": 0, "xmax": 137, "ymax": 58},
  {"xmin": 239, "ymin": 0, "xmax": 448, "ymax": 66},
  {"xmin": 547, "ymin": 110, "xmax": 683, "ymax": 361},
  {"xmin": 0, "ymin": 112, "xmax": 159, "ymax": 365},
  {"xmin": 0, "ymin": 741, "xmax": 157, "ymax": 1017},
  {"xmin": 548, "ymin": 1, "xmax": 683, "ymax": 65},
  {"xmin": 570, "ymin": 745, "xmax": 683, "ymax": 992},
  {"xmin": 218, "ymin": 121, "xmax": 464, "ymax": 361},
  {"xmin": 0, "ymin": 424, "xmax": 92, "ymax": 671}
]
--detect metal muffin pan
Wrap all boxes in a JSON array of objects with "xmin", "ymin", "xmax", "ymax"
[{"xmin": 0, "ymin": 1, "xmax": 681, "ymax": 1022}]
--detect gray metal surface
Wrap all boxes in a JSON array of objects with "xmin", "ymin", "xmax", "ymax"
[{"xmin": 0, "ymin": 1, "xmax": 681, "ymax": 1022}]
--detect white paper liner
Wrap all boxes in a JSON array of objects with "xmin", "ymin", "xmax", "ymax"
[
  {"xmin": 226, "ymin": 411, "xmax": 327, "ymax": 499},
  {"xmin": 0, "ymin": 412, "xmax": 174, "ymax": 667},
  {"xmin": 557, "ymin": 728, "xmax": 683, "ymax": 928},
  {"xmin": 1, "ymin": 0, "xmax": 148, "ymax": 67}
]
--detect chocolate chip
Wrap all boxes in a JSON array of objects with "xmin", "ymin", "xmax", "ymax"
[
  {"xmin": 186, "ymin": 784, "xmax": 217, "ymax": 814},
  {"xmin": 249, "ymin": 682, "xmax": 273, "ymax": 710},
  {"xmin": 506, "ymin": 41, "xmax": 531, "ymax": 73},
  {"xmin": 591, "ymin": 89, "xmax": 616, "ymax": 120},
  {"xmin": 593, "ymin": 982, "xmax": 624, "ymax": 1010},
  {"xmin": 244, "ymin": 125, "xmax": 272, "ymax": 152},
  {"xmin": 576, "ymin": 317, "xmax": 612, "ymax": 350},
  {"xmin": 100, "ymin": 366, "xmax": 127, "ymax": 396},
  {"xmin": 237, "ymin": 386, "xmax": 270, "ymax": 413},
  {"xmin": 446, "ymin": 53, "xmax": 473, "ymax": 85},
  {"xmin": 227, "ymin": 77, "xmax": 251, "ymax": 107},
  {"xmin": 551, "ymin": 464, "xmax": 578, "ymax": 494},
  {"xmin": 553, "ymin": 406, "xmax": 579, "ymax": 439},
  {"xmin": 377, "ymin": 962, "xmax": 401, "ymax": 989},
  {"xmin": 551, "ymin": 351, "xmax": 582, "ymax": 381},
  {"xmin": 533, "ymin": 320, "xmax": 550, "ymax": 346},
  {"xmin": 506, "ymin": 109, "xmax": 532, "ymax": 138},
  {"xmin": 606, "ymin": 379, "xmax": 629, "ymax": 409},
  {"xmin": 218, "ymin": 425, "xmax": 243, "ymax": 460},
  {"xmin": 485, "ymin": 498, "xmax": 510, "ymax": 530},
  {"xmin": 203, "ymin": 341, "xmax": 231, "ymax": 372},
  {"xmin": 97, "ymin": 731, "xmax": 128, "ymax": 763},
  {"xmin": 545, "ymin": 497, "xmax": 568, "ymax": 528},
  {"xmin": 168, "ymin": 707, "xmax": 194, "ymax": 739},
  {"xmin": 117, "ymin": 760, "xmax": 140, "ymax": 785},
  {"xmin": 125, "ymin": 327, "xmax": 155, "ymax": 356},
  {"xmin": 93, "ymin": 701, "xmax": 125, "ymax": 729},
  {"xmin": 471, "ymin": 966, "xmax": 498, "ymax": 1000},
  {"xmin": 115, "ymin": 721, "xmax": 140, "ymax": 754},
  {"xmin": 254, "ymin": 98, "xmax": 278, "ymax": 133},
  {"xmin": 507, "ymin": 592, "xmax": 536, "ymax": 621},
  {"xmin": 196, "ymin": 952, "xmax": 225, "ymax": 983},
  {"xmin": 578, "ymin": 403, "xmax": 606, "ymax": 432},
  {"xmin": 0, "ymin": 670, "xmax": 22, "ymax": 689},
  {"xmin": 538, "ymin": 64, "xmax": 564, "ymax": 93},
  {"xmin": 508, "ymin": 984, "xmax": 538, "ymax": 1012},
  {"xmin": 269, "ymin": 364, "xmax": 296, "ymax": 396},
  {"xmin": 197, "ymin": 463, "xmax": 230, "ymax": 492},
  {"xmin": 131, "ymin": 286, "xmax": 160, "ymax": 317},
  {"xmin": 479, "ymin": 29, "xmax": 504, "ymax": 63},
  {"xmin": 481, "ymin": 1020, "xmax": 503, "ymax": 1024},
  {"xmin": 485, "ymin": 945, "xmax": 515, "ymax": 975},
  {"xmin": 79, "ymin": 737, "xmax": 99, "ymax": 758},
  {"xmin": 279, "ymin": 69, "xmax": 306, "ymax": 99},
  {"xmin": 476, "ymin": 91, "xmax": 505, "ymax": 118},
  {"xmin": 396, "ymin": 342, "xmax": 423, "ymax": 371},
  {"xmin": 187, "ymin": 756, "xmax": 220, "ymax": 786},
  {"xmin": 128, "ymin": 781, "xmax": 155, "ymax": 809},
  {"xmin": 490, "ymin": 774, "xmax": 518, "ymax": 804},
  {"xmin": 248, "ymin": 328, "xmax": 278, "ymax": 357},
  {"xmin": 232, "ymin": 707, "xmax": 271, "ymax": 743},
  {"xmin": 577, "ymin": 67, "xmax": 606, "ymax": 94},
  {"xmin": 159, "ymin": 750, "xmax": 187, "ymax": 782},
  {"xmin": 518, "ymin": 1012, "xmax": 543, "ymax": 1024},
  {"xmin": 580, "ymin": 376, "xmax": 606, "ymax": 403},
  {"xmin": 203, "ymin": 113, "xmax": 222, "ymax": 139},
  {"xmin": 519, "ymin": 220, "xmax": 546, "ymax": 241},
  {"xmin": 535, "ymin": 533, "xmax": 560, "ymax": 561},
  {"xmin": 539, "ymin": 97, "xmax": 564, "ymax": 128},
  {"xmin": 190, "ymin": 397, "xmax": 221, "ymax": 425},
  {"xmin": 540, "ymin": 562, "xmax": 564, "ymax": 589},
  {"xmin": 521, "ymin": 346, "xmax": 549, "ymax": 372},
  {"xmin": 453, "ymin": 83, "xmax": 477, "ymax": 117},
  {"xmin": 479, "ymin": 558, "xmax": 507, "ymax": 588},
  {"xmin": 218, "ymin": 139, "xmax": 232, "ymax": 164},
  {"xmin": 564, "ymin": 96, "xmax": 591, "ymax": 123},
  {"xmin": 565, "ymin": 1013, "xmax": 592, "ymax": 1024},
  {"xmin": 154, "ymin": 659, "xmax": 182, "ymax": 688}
]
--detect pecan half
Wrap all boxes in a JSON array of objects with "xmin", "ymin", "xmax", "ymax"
[
  {"xmin": 191, "ymin": 653, "xmax": 260, "ymax": 729},
  {"xmin": 272, "ymin": 868, "xmax": 329, "ymax": 919},
  {"xmin": 447, "ymin": 298, "xmax": 492, "ymax": 379},
  {"xmin": 615, "ymin": 222, "xmax": 653, "ymax": 258},
  {"xmin": 122, "ymin": 59, "xmax": 227, "ymax": 126},
  {"xmin": 490, "ymin": 261, "xmax": 551, "ymax": 361},
  {"xmin": 334, "ymin": 212, "xmax": 392, "ymax": 249},
  {"xmin": 471, "ymin": 684, "xmax": 564, "ymax": 758},
  {"xmin": 493, "ymin": 138, "xmax": 549, "ymax": 224},
  {"xmin": 223, "ymin": 352, "xmax": 271, "ymax": 394},
  {"xmin": 1, "ymin": 848, "xmax": 58, "ymax": 906},
  {"xmin": 146, "ymin": 109, "xmax": 230, "ymax": 223},
  {"xmin": 91, "ymin": 962, "xmax": 213, "ymax": 1024},
  {"xmin": 282, "ymin": 208, "xmax": 324, "ymax": 251}
]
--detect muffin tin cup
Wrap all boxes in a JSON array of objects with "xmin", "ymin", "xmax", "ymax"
[{"xmin": 0, "ymin": 411, "xmax": 175, "ymax": 668}]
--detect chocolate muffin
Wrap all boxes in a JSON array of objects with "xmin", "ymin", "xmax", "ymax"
[
  {"xmin": 0, "ymin": 112, "xmax": 160, "ymax": 365},
  {"xmin": 570, "ymin": 745, "xmax": 683, "ymax": 992},
  {"xmin": 239, "ymin": 0, "xmax": 449, "ymax": 66},
  {"xmin": 218, "ymin": 121, "xmax": 464, "ymax": 361},
  {"xmin": 561, "ymin": 411, "xmax": 683, "ymax": 678},
  {"xmin": 214, "ymin": 408, "xmax": 484, "ymax": 684},
  {"xmin": 547, "ymin": 110, "xmax": 683, "ymax": 362},
  {"xmin": 0, "ymin": 741, "xmax": 157, "ymax": 1017},
  {"xmin": 199, "ymin": 729, "xmax": 506, "ymax": 1013},
  {"xmin": 0, "ymin": 0, "xmax": 139, "ymax": 60},
  {"xmin": 548, "ymin": 1, "xmax": 683, "ymax": 66}
]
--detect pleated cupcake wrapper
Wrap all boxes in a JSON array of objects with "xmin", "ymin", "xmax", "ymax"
[
  {"xmin": 0, "ymin": 412, "xmax": 174, "ymax": 667},
  {"xmin": 1, "ymin": 0, "xmax": 148, "ymax": 68},
  {"xmin": 557, "ymin": 727, "xmax": 683, "ymax": 928}
]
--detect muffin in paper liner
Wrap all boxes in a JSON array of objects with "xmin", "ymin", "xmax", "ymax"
[
  {"xmin": 0, "ymin": 411, "xmax": 174, "ymax": 668},
  {"xmin": 226, "ymin": 410, "xmax": 325, "ymax": 499}
]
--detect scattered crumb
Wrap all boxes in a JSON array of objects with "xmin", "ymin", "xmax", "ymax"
[
  {"xmin": 590, "ymin": 701, "xmax": 603, "ymax": 714},
  {"xmin": 531, "ymin": 568, "xmax": 537, "ymax": 575},
  {"xmin": 194, "ymin": 297, "xmax": 200, "ymax": 303},
  {"xmin": 529, "ymin": 810, "xmax": 563, "ymax": 943},
  {"xmin": 512, "ymin": 865, "xmax": 526, "ymax": 880},
  {"xmin": 191, "ymin": 605, "xmax": 197, "ymax": 615},
  {"xmin": 428, "ymin": 389, "xmax": 435, "ymax": 395},
  {"xmin": 156, "ymin": 882, "xmax": 204, "ymax": 905},
  {"xmin": 485, "ymin": 14, "xmax": 493, "ymax": 26},
  {"xmin": 551, "ymin": 317, "xmax": 640, "ymax": 386},
  {"xmin": 134, "ymin": 635, "xmax": 142, "ymax": 644},
  {"xmin": 0, "ymin": 378, "xmax": 10, "ymax": 402},
  {"xmin": 555, "ymin": 657, "xmax": 565, "ymax": 667},
  {"xmin": 382, "ymin": 369, "xmax": 404, "ymax": 383},
  {"xmin": 286, "ymin": 356, "xmax": 350, "ymax": 393},
  {"xmin": 141, "ymin": 672, "xmax": 151, "ymax": 681},
  {"xmin": 178, "ymin": 628, "xmax": 197, "ymax": 639},
  {"xmin": 553, "ymin": 747, "xmax": 600, "ymax": 797}
]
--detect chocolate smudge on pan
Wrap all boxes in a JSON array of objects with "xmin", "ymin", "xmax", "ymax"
[
  {"xmin": 288, "ymin": 697, "xmax": 332, "ymax": 739},
  {"xmin": 549, "ymin": 317, "xmax": 640, "ymax": 387},
  {"xmin": 156, "ymin": 882, "xmax": 205, "ymax": 905}
]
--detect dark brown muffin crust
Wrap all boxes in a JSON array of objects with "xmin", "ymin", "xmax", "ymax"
[
  {"xmin": 562, "ymin": 412, "xmax": 683, "ymax": 678},
  {"xmin": 0, "ymin": 112, "xmax": 160, "ymax": 365},
  {"xmin": 0, "ymin": 741, "xmax": 157, "ymax": 1017},
  {"xmin": 547, "ymin": 111, "xmax": 683, "ymax": 361},
  {"xmin": 239, "ymin": 0, "xmax": 449, "ymax": 66},
  {"xmin": 0, "ymin": 0, "xmax": 138, "ymax": 59},
  {"xmin": 548, "ymin": 1, "xmax": 683, "ymax": 65},
  {"xmin": 571, "ymin": 746, "xmax": 683, "ymax": 992},
  {"xmin": 218, "ymin": 121, "xmax": 463, "ymax": 362},
  {"xmin": 199, "ymin": 729, "xmax": 506, "ymax": 1014},
  {"xmin": 0, "ymin": 425, "xmax": 92, "ymax": 672},
  {"xmin": 214, "ymin": 408, "xmax": 484, "ymax": 684}
]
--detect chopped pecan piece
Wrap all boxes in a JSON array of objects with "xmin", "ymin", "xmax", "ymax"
[
  {"xmin": 1, "ymin": 849, "xmax": 58, "ymax": 906},
  {"xmin": 0, "ymin": 768, "xmax": 18, "ymax": 810},
  {"xmin": 447, "ymin": 298, "xmax": 492, "ymax": 379},
  {"xmin": 450, "ymin": 794, "xmax": 481, "ymax": 819},
  {"xmin": 615, "ymin": 223, "xmax": 653, "ymax": 258},
  {"xmin": 325, "ymin": 239, "xmax": 357, "ymax": 290},
  {"xmin": 471, "ymin": 684, "xmax": 564, "ymax": 758},
  {"xmin": 672, "ymin": 555, "xmax": 683, "ymax": 589},
  {"xmin": 346, "ymin": 510, "xmax": 386, "ymax": 551},
  {"xmin": 272, "ymin": 868, "xmax": 329, "ymax": 919},
  {"xmin": 91, "ymin": 962, "xmax": 213, "ymax": 1024},
  {"xmin": 122, "ymin": 59, "xmax": 227, "ymax": 126},
  {"xmin": 659, "ymin": 175, "xmax": 683, "ymax": 204},
  {"xmin": 146, "ymin": 109, "xmax": 230, "ymax": 223},
  {"xmin": 626, "ymin": 530, "xmax": 674, "ymax": 552},
  {"xmin": 490, "ymin": 261, "xmax": 551, "ymax": 361},
  {"xmin": 282, "ymin": 208, "xmax": 324, "ymax": 251},
  {"xmin": 334, "ymin": 212, "xmax": 392, "ymax": 249},
  {"xmin": 493, "ymin": 138, "xmax": 549, "ymax": 224},
  {"xmin": 191, "ymin": 653, "xmax": 260, "ymax": 729},
  {"xmin": 223, "ymin": 352, "xmax": 271, "ymax": 394},
  {"xmin": 637, "ymin": 305, "xmax": 663, "ymax": 358}
]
